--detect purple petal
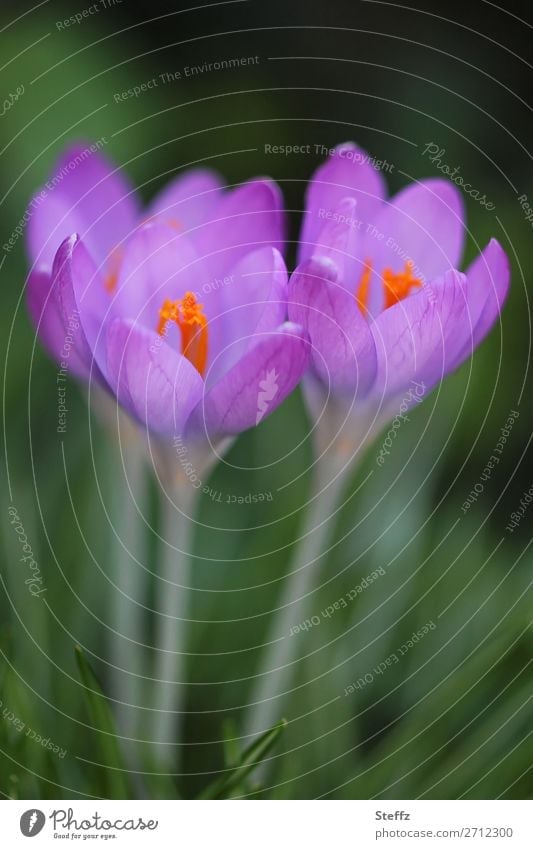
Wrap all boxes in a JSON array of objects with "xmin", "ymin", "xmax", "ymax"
[
  {"xmin": 147, "ymin": 168, "xmax": 223, "ymax": 230},
  {"xmin": 193, "ymin": 322, "xmax": 309, "ymax": 436},
  {"xmin": 452, "ymin": 238, "xmax": 510, "ymax": 364},
  {"xmin": 50, "ymin": 235, "xmax": 108, "ymax": 380},
  {"xmin": 27, "ymin": 142, "xmax": 140, "ymax": 269},
  {"xmin": 106, "ymin": 318, "xmax": 204, "ymax": 436},
  {"xmin": 371, "ymin": 269, "xmax": 472, "ymax": 399},
  {"xmin": 26, "ymin": 267, "xmax": 88, "ymax": 379},
  {"xmin": 194, "ymin": 178, "xmax": 285, "ymax": 276},
  {"xmin": 205, "ymin": 247, "xmax": 288, "ymax": 384},
  {"xmin": 289, "ymin": 256, "xmax": 377, "ymax": 397},
  {"xmin": 362, "ymin": 179, "xmax": 465, "ymax": 313},
  {"xmin": 26, "ymin": 268, "xmax": 61, "ymax": 357},
  {"xmin": 308, "ymin": 197, "xmax": 364, "ymax": 293},
  {"xmin": 110, "ymin": 221, "xmax": 209, "ymax": 331},
  {"xmin": 298, "ymin": 142, "xmax": 387, "ymax": 265}
]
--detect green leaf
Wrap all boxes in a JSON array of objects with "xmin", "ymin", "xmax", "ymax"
[
  {"xmin": 222, "ymin": 718, "xmax": 241, "ymax": 769},
  {"xmin": 74, "ymin": 646, "xmax": 132, "ymax": 799},
  {"xmin": 199, "ymin": 719, "xmax": 288, "ymax": 800}
]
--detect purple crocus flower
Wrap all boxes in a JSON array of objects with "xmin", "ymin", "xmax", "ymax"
[
  {"xmin": 289, "ymin": 143, "xmax": 510, "ymax": 417},
  {"xmin": 26, "ymin": 143, "xmax": 309, "ymax": 438}
]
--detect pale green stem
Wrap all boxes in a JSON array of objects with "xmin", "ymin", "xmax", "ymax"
[
  {"xmin": 244, "ymin": 451, "xmax": 355, "ymax": 741},
  {"xmin": 108, "ymin": 440, "xmax": 148, "ymax": 755},
  {"xmin": 150, "ymin": 480, "xmax": 199, "ymax": 768}
]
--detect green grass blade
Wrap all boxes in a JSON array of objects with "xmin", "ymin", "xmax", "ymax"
[
  {"xmin": 199, "ymin": 719, "xmax": 287, "ymax": 799},
  {"xmin": 74, "ymin": 646, "xmax": 132, "ymax": 798}
]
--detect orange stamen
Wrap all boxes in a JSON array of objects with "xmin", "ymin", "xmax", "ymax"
[
  {"xmin": 355, "ymin": 258, "xmax": 373, "ymax": 316},
  {"xmin": 104, "ymin": 246, "xmax": 124, "ymax": 293},
  {"xmin": 157, "ymin": 291, "xmax": 208, "ymax": 377},
  {"xmin": 382, "ymin": 260, "xmax": 422, "ymax": 310}
]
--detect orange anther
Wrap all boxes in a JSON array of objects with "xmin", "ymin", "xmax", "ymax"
[
  {"xmin": 157, "ymin": 291, "xmax": 208, "ymax": 376},
  {"xmin": 382, "ymin": 260, "xmax": 422, "ymax": 309}
]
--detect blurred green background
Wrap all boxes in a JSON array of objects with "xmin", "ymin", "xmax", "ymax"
[{"xmin": 0, "ymin": 0, "xmax": 531, "ymax": 799}]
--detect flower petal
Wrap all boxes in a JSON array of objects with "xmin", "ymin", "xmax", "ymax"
[
  {"xmin": 307, "ymin": 197, "xmax": 363, "ymax": 292},
  {"xmin": 371, "ymin": 268, "xmax": 471, "ymax": 400},
  {"xmin": 111, "ymin": 221, "xmax": 209, "ymax": 331},
  {"xmin": 106, "ymin": 318, "xmax": 204, "ymax": 436},
  {"xmin": 298, "ymin": 142, "xmax": 387, "ymax": 265},
  {"xmin": 289, "ymin": 256, "xmax": 377, "ymax": 397},
  {"xmin": 147, "ymin": 168, "xmax": 223, "ymax": 230},
  {"xmin": 363, "ymin": 179, "xmax": 465, "ymax": 312},
  {"xmin": 194, "ymin": 178, "xmax": 285, "ymax": 276},
  {"xmin": 27, "ymin": 142, "xmax": 140, "ymax": 269},
  {"xmin": 193, "ymin": 322, "xmax": 309, "ymax": 436},
  {"xmin": 50, "ymin": 235, "xmax": 108, "ymax": 381},
  {"xmin": 450, "ymin": 238, "xmax": 510, "ymax": 366},
  {"xmin": 205, "ymin": 246, "xmax": 288, "ymax": 385},
  {"xmin": 26, "ymin": 267, "xmax": 87, "ymax": 378},
  {"xmin": 26, "ymin": 268, "xmax": 60, "ymax": 355}
]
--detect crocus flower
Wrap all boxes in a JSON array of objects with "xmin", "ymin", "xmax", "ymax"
[
  {"xmin": 26, "ymin": 143, "xmax": 309, "ymax": 438},
  {"xmin": 289, "ymin": 143, "xmax": 510, "ymax": 421}
]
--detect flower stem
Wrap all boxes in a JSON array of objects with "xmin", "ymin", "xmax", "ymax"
[
  {"xmin": 150, "ymin": 480, "xmax": 198, "ymax": 768},
  {"xmin": 108, "ymin": 437, "xmax": 148, "ymax": 755},
  {"xmin": 244, "ymin": 450, "xmax": 353, "ymax": 741}
]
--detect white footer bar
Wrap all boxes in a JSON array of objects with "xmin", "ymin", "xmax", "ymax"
[{"xmin": 1, "ymin": 799, "xmax": 531, "ymax": 848}]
